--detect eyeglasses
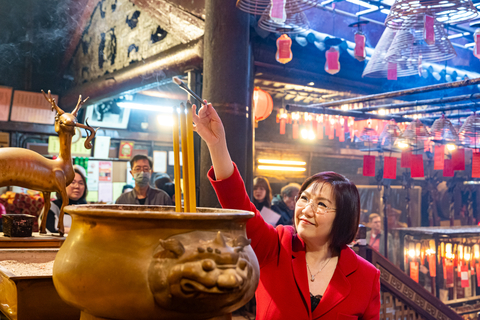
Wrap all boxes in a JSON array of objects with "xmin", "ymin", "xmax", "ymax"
[
  {"xmin": 70, "ymin": 180, "xmax": 85, "ymax": 187},
  {"xmin": 295, "ymin": 195, "xmax": 336, "ymax": 214},
  {"xmin": 133, "ymin": 166, "xmax": 151, "ymax": 173}
]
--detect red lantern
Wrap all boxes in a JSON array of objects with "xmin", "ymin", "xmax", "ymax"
[
  {"xmin": 276, "ymin": 34, "xmax": 292, "ymax": 64},
  {"xmin": 253, "ymin": 87, "xmax": 273, "ymax": 122}
]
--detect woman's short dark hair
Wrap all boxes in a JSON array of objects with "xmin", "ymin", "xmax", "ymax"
[
  {"xmin": 58, "ymin": 168, "xmax": 88, "ymax": 202},
  {"xmin": 298, "ymin": 171, "xmax": 360, "ymax": 252},
  {"xmin": 253, "ymin": 176, "xmax": 272, "ymax": 208}
]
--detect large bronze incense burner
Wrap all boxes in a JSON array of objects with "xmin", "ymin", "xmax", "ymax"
[
  {"xmin": 0, "ymin": 91, "xmax": 97, "ymax": 235},
  {"xmin": 53, "ymin": 204, "xmax": 260, "ymax": 320}
]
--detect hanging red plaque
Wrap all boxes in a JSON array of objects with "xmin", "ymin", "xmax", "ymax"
[
  {"xmin": 410, "ymin": 261, "xmax": 419, "ymax": 283},
  {"xmin": 383, "ymin": 156, "xmax": 397, "ymax": 179},
  {"xmin": 474, "ymin": 29, "xmax": 480, "ymax": 59},
  {"xmin": 280, "ymin": 117, "xmax": 286, "ymax": 135},
  {"xmin": 387, "ymin": 63, "xmax": 397, "ymax": 80},
  {"xmin": 472, "ymin": 153, "xmax": 480, "ymax": 178},
  {"xmin": 276, "ymin": 34, "xmax": 292, "ymax": 64},
  {"xmin": 363, "ymin": 155, "xmax": 376, "ymax": 177},
  {"xmin": 325, "ymin": 47, "xmax": 340, "ymax": 75},
  {"xmin": 446, "ymin": 259, "xmax": 454, "ymax": 288},
  {"xmin": 461, "ymin": 265, "xmax": 469, "ymax": 288},
  {"xmin": 292, "ymin": 121, "xmax": 299, "ymax": 139},
  {"xmin": 434, "ymin": 145, "xmax": 445, "ymax": 170},
  {"xmin": 428, "ymin": 254, "xmax": 436, "ymax": 277},
  {"xmin": 411, "ymin": 154, "xmax": 424, "ymax": 178},
  {"xmin": 424, "ymin": 15, "xmax": 435, "ymax": 45},
  {"xmin": 444, "ymin": 159, "xmax": 454, "ymax": 177},
  {"xmin": 354, "ymin": 32, "xmax": 366, "ymax": 61},
  {"xmin": 452, "ymin": 148, "xmax": 465, "ymax": 171},
  {"xmin": 401, "ymin": 150, "xmax": 412, "ymax": 168},
  {"xmin": 270, "ymin": 0, "xmax": 286, "ymax": 23}
]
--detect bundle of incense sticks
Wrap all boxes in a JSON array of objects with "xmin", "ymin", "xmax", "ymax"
[{"xmin": 172, "ymin": 102, "xmax": 196, "ymax": 213}]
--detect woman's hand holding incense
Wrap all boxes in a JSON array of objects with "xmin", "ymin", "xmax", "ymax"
[{"xmin": 192, "ymin": 101, "xmax": 234, "ymax": 180}]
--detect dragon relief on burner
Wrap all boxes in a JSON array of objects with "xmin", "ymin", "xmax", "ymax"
[{"xmin": 148, "ymin": 231, "xmax": 258, "ymax": 313}]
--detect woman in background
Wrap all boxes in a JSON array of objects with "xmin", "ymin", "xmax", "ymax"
[
  {"xmin": 43, "ymin": 165, "xmax": 88, "ymax": 234},
  {"xmin": 252, "ymin": 176, "xmax": 272, "ymax": 211}
]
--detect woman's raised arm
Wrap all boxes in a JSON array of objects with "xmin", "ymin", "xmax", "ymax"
[{"xmin": 192, "ymin": 101, "xmax": 234, "ymax": 180}]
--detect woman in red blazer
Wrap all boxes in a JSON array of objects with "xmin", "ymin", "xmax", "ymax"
[{"xmin": 192, "ymin": 101, "xmax": 380, "ymax": 320}]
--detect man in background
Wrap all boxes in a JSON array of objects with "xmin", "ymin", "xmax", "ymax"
[
  {"xmin": 116, "ymin": 155, "xmax": 172, "ymax": 205},
  {"xmin": 366, "ymin": 213, "xmax": 394, "ymax": 260},
  {"xmin": 271, "ymin": 183, "xmax": 301, "ymax": 226}
]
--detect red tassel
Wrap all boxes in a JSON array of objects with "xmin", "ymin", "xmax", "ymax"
[
  {"xmin": 363, "ymin": 155, "xmax": 376, "ymax": 177},
  {"xmin": 383, "ymin": 156, "xmax": 397, "ymax": 179},
  {"xmin": 411, "ymin": 154, "xmax": 424, "ymax": 178}
]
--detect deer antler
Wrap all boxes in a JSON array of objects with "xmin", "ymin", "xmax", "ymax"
[
  {"xmin": 72, "ymin": 95, "xmax": 89, "ymax": 117},
  {"xmin": 75, "ymin": 118, "xmax": 98, "ymax": 149},
  {"xmin": 41, "ymin": 90, "xmax": 64, "ymax": 115}
]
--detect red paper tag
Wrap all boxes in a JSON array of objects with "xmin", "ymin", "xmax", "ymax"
[
  {"xmin": 280, "ymin": 118, "xmax": 286, "ymax": 135},
  {"xmin": 339, "ymin": 125, "xmax": 345, "ymax": 142},
  {"xmin": 475, "ymin": 34, "xmax": 480, "ymax": 56},
  {"xmin": 383, "ymin": 156, "xmax": 397, "ymax": 179},
  {"xmin": 461, "ymin": 265, "xmax": 469, "ymax": 288},
  {"xmin": 443, "ymin": 159, "xmax": 454, "ymax": 177},
  {"xmin": 327, "ymin": 49, "xmax": 340, "ymax": 70},
  {"xmin": 292, "ymin": 122, "xmax": 299, "ymax": 139},
  {"xmin": 387, "ymin": 63, "xmax": 397, "ymax": 80},
  {"xmin": 472, "ymin": 153, "xmax": 480, "ymax": 178},
  {"xmin": 328, "ymin": 123, "xmax": 335, "ymax": 140},
  {"xmin": 278, "ymin": 38, "xmax": 291, "ymax": 60},
  {"xmin": 424, "ymin": 15, "xmax": 435, "ymax": 45},
  {"xmin": 317, "ymin": 122, "xmax": 324, "ymax": 140},
  {"xmin": 452, "ymin": 148, "xmax": 465, "ymax": 171},
  {"xmin": 335, "ymin": 121, "xmax": 341, "ymax": 138},
  {"xmin": 428, "ymin": 254, "xmax": 436, "ymax": 277},
  {"xmin": 401, "ymin": 150, "xmax": 412, "ymax": 168},
  {"xmin": 434, "ymin": 145, "xmax": 445, "ymax": 170},
  {"xmin": 363, "ymin": 155, "xmax": 376, "ymax": 177},
  {"xmin": 411, "ymin": 154, "xmax": 424, "ymax": 178},
  {"xmin": 354, "ymin": 33, "xmax": 366, "ymax": 59},
  {"xmin": 270, "ymin": 0, "xmax": 286, "ymax": 21},
  {"xmin": 446, "ymin": 259, "xmax": 454, "ymax": 288},
  {"xmin": 410, "ymin": 261, "xmax": 419, "ymax": 283},
  {"xmin": 476, "ymin": 264, "xmax": 480, "ymax": 286}
]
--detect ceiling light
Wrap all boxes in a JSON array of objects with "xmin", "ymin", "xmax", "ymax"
[
  {"xmin": 117, "ymin": 102, "xmax": 173, "ymax": 113},
  {"xmin": 258, "ymin": 165, "xmax": 306, "ymax": 172},
  {"xmin": 446, "ymin": 143, "xmax": 456, "ymax": 151},
  {"xmin": 258, "ymin": 159, "xmax": 307, "ymax": 165},
  {"xmin": 157, "ymin": 115, "xmax": 174, "ymax": 127},
  {"xmin": 378, "ymin": 109, "xmax": 386, "ymax": 115},
  {"xmin": 308, "ymin": 82, "xmax": 315, "ymax": 86}
]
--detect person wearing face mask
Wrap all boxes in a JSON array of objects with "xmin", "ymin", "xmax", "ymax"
[
  {"xmin": 115, "ymin": 155, "xmax": 172, "ymax": 206},
  {"xmin": 192, "ymin": 101, "xmax": 380, "ymax": 320},
  {"xmin": 271, "ymin": 182, "xmax": 301, "ymax": 226}
]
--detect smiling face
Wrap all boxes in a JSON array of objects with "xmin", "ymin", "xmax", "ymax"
[{"xmin": 295, "ymin": 182, "xmax": 336, "ymax": 246}]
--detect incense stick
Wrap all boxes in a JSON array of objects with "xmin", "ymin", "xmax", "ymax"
[
  {"xmin": 172, "ymin": 77, "xmax": 207, "ymax": 106},
  {"xmin": 172, "ymin": 108, "xmax": 182, "ymax": 212}
]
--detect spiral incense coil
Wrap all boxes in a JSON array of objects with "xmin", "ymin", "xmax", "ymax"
[
  {"xmin": 429, "ymin": 115, "xmax": 459, "ymax": 143},
  {"xmin": 236, "ymin": 0, "xmax": 319, "ymax": 16},
  {"xmin": 258, "ymin": 5, "xmax": 310, "ymax": 34},
  {"xmin": 458, "ymin": 114, "xmax": 480, "ymax": 147},
  {"xmin": 359, "ymin": 127, "xmax": 379, "ymax": 143},
  {"xmin": 379, "ymin": 120, "xmax": 403, "ymax": 146},
  {"xmin": 385, "ymin": 15, "xmax": 456, "ymax": 63},
  {"xmin": 363, "ymin": 28, "xmax": 419, "ymax": 78},
  {"xmin": 385, "ymin": 0, "xmax": 479, "ymax": 29},
  {"xmin": 400, "ymin": 119, "xmax": 430, "ymax": 141}
]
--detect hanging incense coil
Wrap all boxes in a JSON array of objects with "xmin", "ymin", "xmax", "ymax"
[
  {"xmin": 258, "ymin": 4, "xmax": 310, "ymax": 34},
  {"xmin": 363, "ymin": 28, "xmax": 418, "ymax": 78},
  {"xmin": 430, "ymin": 114, "xmax": 459, "ymax": 143},
  {"xmin": 398, "ymin": 119, "xmax": 430, "ymax": 145},
  {"xmin": 458, "ymin": 113, "xmax": 480, "ymax": 147},
  {"xmin": 385, "ymin": 0, "xmax": 479, "ymax": 29},
  {"xmin": 379, "ymin": 119, "xmax": 402, "ymax": 147},
  {"xmin": 237, "ymin": 0, "xmax": 318, "ymax": 16},
  {"xmin": 385, "ymin": 15, "xmax": 456, "ymax": 63},
  {"xmin": 359, "ymin": 126, "xmax": 379, "ymax": 143}
]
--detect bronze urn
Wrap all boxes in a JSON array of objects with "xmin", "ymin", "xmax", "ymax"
[{"xmin": 53, "ymin": 205, "xmax": 259, "ymax": 320}]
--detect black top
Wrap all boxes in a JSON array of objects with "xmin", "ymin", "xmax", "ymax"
[
  {"xmin": 310, "ymin": 293, "xmax": 322, "ymax": 312},
  {"xmin": 138, "ymin": 198, "xmax": 146, "ymax": 205}
]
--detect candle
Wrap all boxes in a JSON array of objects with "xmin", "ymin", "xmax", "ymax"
[
  {"xmin": 172, "ymin": 107, "xmax": 182, "ymax": 212},
  {"xmin": 186, "ymin": 105, "xmax": 196, "ymax": 213},
  {"xmin": 179, "ymin": 103, "xmax": 191, "ymax": 213}
]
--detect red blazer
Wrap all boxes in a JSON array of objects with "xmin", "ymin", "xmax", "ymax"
[{"xmin": 209, "ymin": 164, "xmax": 380, "ymax": 320}]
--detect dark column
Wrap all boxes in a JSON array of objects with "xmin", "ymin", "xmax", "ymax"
[{"xmin": 199, "ymin": 0, "xmax": 253, "ymax": 207}]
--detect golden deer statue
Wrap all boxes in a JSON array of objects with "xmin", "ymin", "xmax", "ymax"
[{"xmin": 0, "ymin": 90, "xmax": 97, "ymax": 236}]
